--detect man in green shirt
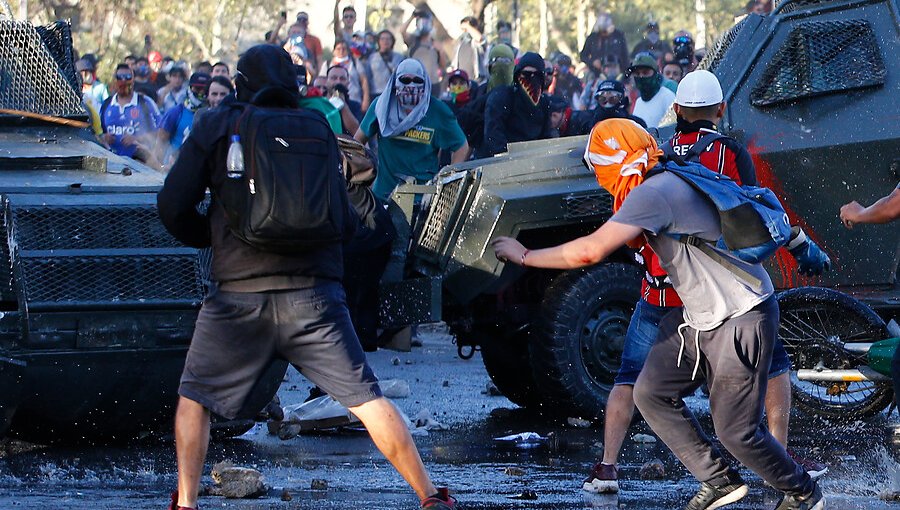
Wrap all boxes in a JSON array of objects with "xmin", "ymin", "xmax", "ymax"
[{"xmin": 355, "ymin": 59, "xmax": 469, "ymax": 201}]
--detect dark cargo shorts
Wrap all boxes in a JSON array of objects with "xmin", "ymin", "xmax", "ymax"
[{"xmin": 179, "ymin": 282, "xmax": 382, "ymax": 420}]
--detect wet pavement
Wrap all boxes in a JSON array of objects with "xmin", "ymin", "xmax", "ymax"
[{"xmin": 2, "ymin": 325, "xmax": 900, "ymax": 509}]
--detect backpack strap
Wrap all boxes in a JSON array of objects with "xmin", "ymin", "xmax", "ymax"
[
  {"xmin": 678, "ymin": 235, "xmax": 764, "ymax": 291},
  {"xmin": 684, "ymin": 131, "xmax": 727, "ymax": 161},
  {"xmin": 662, "ymin": 131, "xmax": 729, "ymax": 163}
]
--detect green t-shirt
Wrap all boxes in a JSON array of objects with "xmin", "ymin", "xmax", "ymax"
[
  {"xmin": 298, "ymin": 96, "xmax": 343, "ymax": 134},
  {"xmin": 361, "ymin": 97, "xmax": 466, "ymax": 200}
]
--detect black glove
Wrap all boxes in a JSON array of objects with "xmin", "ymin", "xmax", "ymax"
[{"xmin": 787, "ymin": 227, "xmax": 831, "ymax": 277}]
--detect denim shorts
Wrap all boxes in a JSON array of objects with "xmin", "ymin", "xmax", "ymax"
[
  {"xmin": 615, "ymin": 300, "xmax": 792, "ymax": 385},
  {"xmin": 179, "ymin": 282, "xmax": 382, "ymax": 420}
]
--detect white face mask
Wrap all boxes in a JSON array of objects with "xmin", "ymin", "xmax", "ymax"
[{"xmin": 395, "ymin": 75, "xmax": 425, "ymax": 112}]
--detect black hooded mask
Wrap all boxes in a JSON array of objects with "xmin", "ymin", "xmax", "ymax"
[
  {"xmin": 514, "ymin": 52, "xmax": 545, "ymax": 106},
  {"xmin": 235, "ymin": 45, "xmax": 300, "ymax": 107}
]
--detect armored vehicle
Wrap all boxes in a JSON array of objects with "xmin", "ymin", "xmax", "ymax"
[
  {"xmin": 395, "ymin": 0, "xmax": 900, "ymax": 419},
  {"xmin": 0, "ymin": 17, "xmax": 282, "ymax": 442}
]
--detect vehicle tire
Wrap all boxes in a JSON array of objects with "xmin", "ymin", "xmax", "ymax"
[
  {"xmin": 778, "ymin": 287, "xmax": 893, "ymax": 422},
  {"xmin": 530, "ymin": 263, "xmax": 642, "ymax": 418},
  {"xmin": 480, "ymin": 325, "xmax": 542, "ymax": 409}
]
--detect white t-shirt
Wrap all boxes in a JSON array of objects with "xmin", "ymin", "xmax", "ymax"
[{"xmin": 632, "ymin": 87, "xmax": 676, "ymax": 128}]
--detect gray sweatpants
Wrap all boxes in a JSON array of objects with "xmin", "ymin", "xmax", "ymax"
[{"xmin": 633, "ymin": 297, "xmax": 814, "ymax": 496}]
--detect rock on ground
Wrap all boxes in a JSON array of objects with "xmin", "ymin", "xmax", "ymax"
[{"xmin": 209, "ymin": 462, "xmax": 266, "ymax": 499}]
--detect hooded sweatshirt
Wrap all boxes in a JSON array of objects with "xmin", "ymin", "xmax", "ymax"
[{"xmin": 479, "ymin": 52, "xmax": 553, "ymax": 158}]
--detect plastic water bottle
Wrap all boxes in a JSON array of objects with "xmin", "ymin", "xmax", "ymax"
[{"xmin": 226, "ymin": 135, "xmax": 244, "ymax": 179}]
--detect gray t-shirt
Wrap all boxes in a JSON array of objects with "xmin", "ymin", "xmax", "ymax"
[{"xmin": 610, "ymin": 172, "xmax": 774, "ymax": 330}]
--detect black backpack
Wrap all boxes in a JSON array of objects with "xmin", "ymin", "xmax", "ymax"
[{"xmin": 215, "ymin": 105, "xmax": 351, "ymax": 253}]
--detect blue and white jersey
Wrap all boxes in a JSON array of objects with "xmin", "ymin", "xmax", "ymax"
[{"xmin": 101, "ymin": 93, "xmax": 161, "ymax": 158}]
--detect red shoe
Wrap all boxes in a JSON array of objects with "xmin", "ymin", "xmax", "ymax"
[
  {"xmin": 787, "ymin": 449, "xmax": 829, "ymax": 480},
  {"xmin": 582, "ymin": 462, "xmax": 619, "ymax": 493},
  {"xmin": 168, "ymin": 491, "xmax": 198, "ymax": 510},
  {"xmin": 421, "ymin": 487, "xmax": 459, "ymax": 509}
]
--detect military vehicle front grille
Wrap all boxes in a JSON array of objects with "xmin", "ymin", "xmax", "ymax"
[
  {"xmin": 3, "ymin": 202, "xmax": 205, "ymax": 310},
  {"xmin": 416, "ymin": 171, "xmax": 471, "ymax": 263},
  {"xmin": 751, "ymin": 20, "xmax": 885, "ymax": 106},
  {"xmin": 19, "ymin": 255, "xmax": 202, "ymax": 305},
  {"xmin": 0, "ymin": 19, "xmax": 84, "ymax": 116},
  {"xmin": 564, "ymin": 193, "xmax": 613, "ymax": 219},
  {"xmin": 698, "ymin": 18, "xmax": 748, "ymax": 73},
  {"xmin": 12, "ymin": 206, "xmax": 180, "ymax": 250}
]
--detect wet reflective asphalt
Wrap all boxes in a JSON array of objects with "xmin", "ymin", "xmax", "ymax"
[{"xmin": 1, "ymin": 326, "xmax": 899, "ymax": 509}]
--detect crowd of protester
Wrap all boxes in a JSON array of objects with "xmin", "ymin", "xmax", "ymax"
[{"xmin": 75, "ymin": 4, "xmax": 763, "ymax": 176}]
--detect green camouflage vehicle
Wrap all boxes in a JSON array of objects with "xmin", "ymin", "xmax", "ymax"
[{"xmin": 392, "ymin": 0, "xmax": 900, "ymax": 420}]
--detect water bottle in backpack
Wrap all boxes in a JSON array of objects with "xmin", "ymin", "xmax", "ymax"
[{"xmin": 226, "ymin": 135, "xmax": 244, "ymax": 179}]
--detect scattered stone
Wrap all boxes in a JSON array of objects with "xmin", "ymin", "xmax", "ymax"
[
  {"xmin": 280, "ymin": 489, "xmax": 292, "ymax": 502},
  {"xmin": 632, "ymin": 433, "xmax": 657, "ymax": 444},
  {"xmin": 482, "ymin": 382, "xmax": 503, "ymax": 396},
  {"xmin": 489, "ymin": 407, "xmax": 514, "ymax": 419},
  {"xmin": 442, "ymin": 380, "xmax": 450, "ymax": 387},
  {"xmin": 391, "ymin": 357, "xmax": 401, "ymax": 366},
  {"xmin": 405, "ymin": 360, "xmax": 414, "ymax": 365},
  {"xmin": 380, "ymin": 379, "xmax": 411, "ymax": 399},
  {"xmin": 503, "ymin": 466, "xmax": 526, "ymax": 476},
  {"xmin": 412, "ymin": 408, "xmax": 448, "ymax": 431},
  {"xmin": 266, "ymin": 420, "xmax": 282, "ymax": 436},
  {"xmin": 209, "ymin": 463, "xmax": 266, "ymax": 499},
  {"xmin": 590, "ymin": 440, "xmax": 604, "ymax": 452},
  {"xmin": 567, "ymin": 417, "xmax": 592, "ymax": 428},
  {"xmin": 310, "ymin": 479, "xmax": 328, "ymax": 490},
  {"xmin": 255, "ymin": 395, "xmax": 283, "ymax": 422},
  {"xmin": 411, "ymin": 337, "xmax": 424, "ymax": 347},
  {"xmin": 508, "ymin": 489, "xmax": 538, "ymax": 500},
  {"xmin": 879, "ymin": 490, "xmax": 900, "ymax": 502},
  {"xmin": 639, "ymin": 459, "xmax": 666, "ymax": 480}
]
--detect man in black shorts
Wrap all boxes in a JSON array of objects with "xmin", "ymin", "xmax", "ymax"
[{"xmin": 157, "ymin": 44, "xmax": 458, "ymax": 510}]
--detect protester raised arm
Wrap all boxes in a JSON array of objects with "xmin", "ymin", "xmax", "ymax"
[{"xmin": 840, "ymin": 185, "xmax": 900, "ymax": 228}]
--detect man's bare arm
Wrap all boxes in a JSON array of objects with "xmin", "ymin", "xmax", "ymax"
[
  {"xmin": 840, "ymin": 187, "xmax": 900, "ymax": 228},
  {"xmin": 492, "ymin": 220, "xmax": 644, "ymax": 269}
]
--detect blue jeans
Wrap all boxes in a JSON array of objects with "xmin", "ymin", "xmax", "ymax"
[{"xmin": 614, "ymin": 299, "xmax": 792, "ymax": 386}]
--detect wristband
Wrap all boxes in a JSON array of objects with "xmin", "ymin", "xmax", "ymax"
[
  {"xmin": 786, "ymin": 228, "xmax": 808, "ymax": 252},
  {"xmin": 521, "ymin": 249, "xmax": 529, "ymax": 266}
]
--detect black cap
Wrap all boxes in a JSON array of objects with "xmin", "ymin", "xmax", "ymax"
[
  {"xmin": 595, "ymin": 79, "xmax": 625, "ymax": 96},
  {"xmin": 236, "ymin": 44, "xmax": 300, "ymax": 102},
  {"xmin": 189, "ymin": 72, "xmax": 211, "ymax": 88}
]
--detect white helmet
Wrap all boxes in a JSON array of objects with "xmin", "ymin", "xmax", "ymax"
[{"xmin": 675, "ymin": 69, "xmax": 723, "ymax": 107}]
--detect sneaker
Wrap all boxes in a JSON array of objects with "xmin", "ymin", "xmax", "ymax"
[
  {"xmin": 168, "ymin": 491, "xmax": 198, "ymax": 510},
  {"xmin": 684, "ymin": 474, "xmax": 749, "ymax": 510},
  {"xmin": 582, "ymin": 462, "xmax": 619, "ymax": 494},
  {"xmin": 787, "ymin": 449, "xmax": 828, "ymax": 481},
  {"xmin": 775, "ymin": 483, "xmax": 825, "ymax": 510},
  {"xmin": 421, "ymin": 487, "xmax": 458, "ymax": 509}
]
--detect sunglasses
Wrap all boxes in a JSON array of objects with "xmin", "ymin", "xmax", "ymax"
[
  {"xmin": 518, "ymin": 70, "xmax": 544, "ymax": 80},
  {"xmin": 596, "ymin": 92, "xmax": 623, "ymax": 104},
  {"xmin": 115, "ymin": 73, "xmax": 134, "ymax": 81},
  {"xmin": 398, "ymin": 75, "xmax": 425, "ymax": 85}
]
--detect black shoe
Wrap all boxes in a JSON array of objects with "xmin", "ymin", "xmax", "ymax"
[
  {"xmin": 684, "ymin": 475, "xmax": 749, "ymax": 510},
  {"xmin": 775, "ymin": 483, "xmax": 825, "ymax": 510}
]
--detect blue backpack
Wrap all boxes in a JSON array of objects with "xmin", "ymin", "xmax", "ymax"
[{"xmin": 652, "ymin": 132, "xmax": 791, "ymax": 289}]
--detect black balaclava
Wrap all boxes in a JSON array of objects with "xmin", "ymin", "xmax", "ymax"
[
  {"xmin": 514, "ymin": 52, "xmax": 545, "ymax": 106},
  {"xmin": 235, "ymin": 44, "xmax": 300, "ymax": 105},
  {"xmin": 633, "ymin": 69, "xmax": 663, "ymax": 101}
]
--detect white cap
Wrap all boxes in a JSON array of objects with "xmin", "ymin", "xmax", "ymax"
[{"xmin": 675, "ymin": 69, "xmax": 724, "ymax": 107}]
